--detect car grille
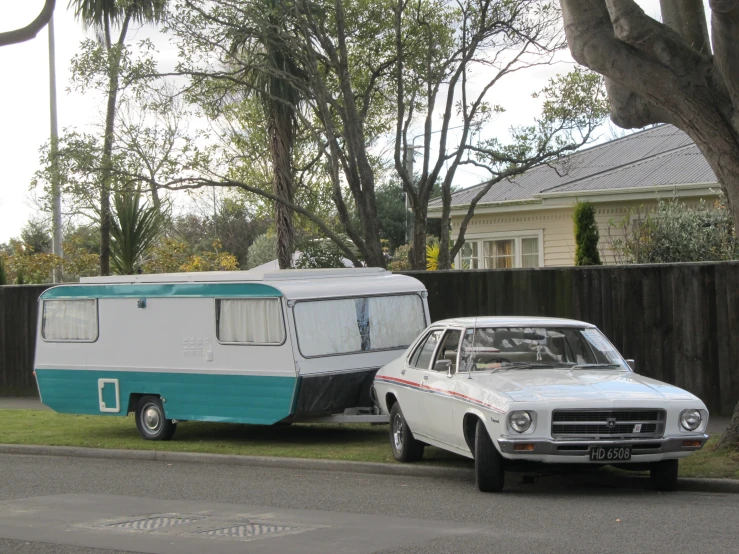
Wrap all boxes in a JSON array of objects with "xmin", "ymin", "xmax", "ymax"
[{"xmin": 551, "ymin": 409, "xmax": 665, "ymax": 439}]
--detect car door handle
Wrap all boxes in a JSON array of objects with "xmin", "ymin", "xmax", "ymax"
[
  {"xmin": 423, "ymin": 375, "xmax": 429, "ymax": 380},
  {"xmin": 401, "ymin": 369, "xmax": 406, "ymax": 375}
]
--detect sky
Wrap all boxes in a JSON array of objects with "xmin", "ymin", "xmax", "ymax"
[{"xmin": 0, "ymin": 0, "xmax": 671, "ymax": 243}]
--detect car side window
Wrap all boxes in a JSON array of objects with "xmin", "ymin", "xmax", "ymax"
[
  {"xmin": 432, "ymin": 329, "xmax": 462, "ymax": 373},
  {"xmin": 408, "ymin": 329, "xmax": 444, "ymax": 370}
]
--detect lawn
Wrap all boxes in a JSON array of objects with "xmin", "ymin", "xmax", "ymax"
[{"xmin": 1, "ymin": 409, "xmax": 737, "ymax": 479}]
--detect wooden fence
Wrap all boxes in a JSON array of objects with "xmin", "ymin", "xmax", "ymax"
[
  {"xmin": 402, "ymin": 262, "xmax": 739, "ymax": 416},
  {"xmin": 1, "ymin": 263, "xmax": 738, "ymax": 415},
  {"xmin": 0, "ymin": 285, "xmax": 50, "ymax": 395}
]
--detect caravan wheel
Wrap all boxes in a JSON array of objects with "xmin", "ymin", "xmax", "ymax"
[{"xmin": 135, "ymin": 396, "xmax": 177, "ymax": 441}]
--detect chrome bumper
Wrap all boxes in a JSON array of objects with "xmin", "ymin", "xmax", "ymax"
[{"xmin": 497, "ymin": 434, "xmax": 709, "ymax": 456}]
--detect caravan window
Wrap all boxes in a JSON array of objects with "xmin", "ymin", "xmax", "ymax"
[
  {"xmin": 294, "ymin": 294, "xmax": 426, "ymax": 357},
  {"xmin": 42, "ymin": 299, "xmax": 98, "ymax": 342},
  {"xmin": 216, "ymin": 298, "xmax": 285, "ymax": 344}
]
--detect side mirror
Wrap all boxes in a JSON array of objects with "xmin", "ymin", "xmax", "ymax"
[
  {"xmin": 434, "ymin": 359, "xmax": 452, "ymax": 374},
  {"xmin": 625, "ymin": 359, "xmax": 636, "ymax": 370}
]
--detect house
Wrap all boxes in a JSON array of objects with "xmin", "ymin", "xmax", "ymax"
[{"xmin": 428, "ymin": 125, "xmax": 719, "ymax": 268}]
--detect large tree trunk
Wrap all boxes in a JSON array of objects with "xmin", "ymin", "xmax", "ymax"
[
  {"xmin": 716, "ymin": 399, "xmax": 739, "ymax": 448},
  {"xmin": 410, "ymin": 212, "xmax": 427, "ymax": 270}
]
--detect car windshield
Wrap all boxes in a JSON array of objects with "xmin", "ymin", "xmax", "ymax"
[{"xmin": 458, "ymin": 326, "xmax": 628, "ymax": 372}]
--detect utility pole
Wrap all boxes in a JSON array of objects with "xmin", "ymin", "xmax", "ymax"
[{"xmin": 48, "ymin": 13, "xmax": 63, "ymax": 283}]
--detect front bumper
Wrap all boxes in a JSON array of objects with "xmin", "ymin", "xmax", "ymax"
[{"xmin": 498, "ymin": 434, "xmax": 709, "ymax": 460}]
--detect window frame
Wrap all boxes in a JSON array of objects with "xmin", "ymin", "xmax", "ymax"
[
  {"xmin": 406, "ymin": 327, "xmax": 446, "ymax": 370},
  {"xmin": 455, "ymin": 229, "xmax": 544, "ymax": 269},
  {"xmin": 293, "ymin": 292, "xmax": 428, "ymax": 359},
  {"xmin": 214, "ymin": 297, "xmax": 287, "ymax": 346},
  {"xmin": 41, "ymin": 299, "xmax": 100, "ymax": 343},
  {"xmin": 429, "ymin": 327, "xmax": 465, "ymax": 373}
]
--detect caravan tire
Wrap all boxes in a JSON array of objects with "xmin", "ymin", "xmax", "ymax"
[
  {"xmin": 389, "ymin": 403, "xmax": 425, "ymax": 463},
  {"xmin": 135, "ymin": 396, "xmax": 177, "ymax": 441}
]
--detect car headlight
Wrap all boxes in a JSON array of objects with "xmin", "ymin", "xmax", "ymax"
[
  {"xmin": 509, "ymin": 411, "xmax": 532, "ymax": 433},
  {"xmin": 680, "ymin": 409, "xmax": 702, "ymax": 431}
]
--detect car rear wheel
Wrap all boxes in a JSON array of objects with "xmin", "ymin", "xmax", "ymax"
[
  {"xmin": 650, "ymin": 459, "xmax": 678, "ymax": 492},
  {"xmin": 474, "ymin": 420, "xmax": 505, "ymax": 492},
  {"xmin": 389, "ymin": 403, "xmax": 425, "ymax": 462},
  {"xmin": 135, "ymin": 396, "xmax": 177, "ymax": 441}
]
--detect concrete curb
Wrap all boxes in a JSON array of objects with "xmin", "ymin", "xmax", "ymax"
[{"xmin": 2, "ymin": 443, "xmax": 738, "ymax": 494}]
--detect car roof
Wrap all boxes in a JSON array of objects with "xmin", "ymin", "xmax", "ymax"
[{"xmin": 431, "ymin": 316, "xmax": 596, "ymax": 328}]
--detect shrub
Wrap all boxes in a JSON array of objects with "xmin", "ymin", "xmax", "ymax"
[
  {"xmin": 573, "ymin": 200, "xmax": 602, "ymax": 266},
  {"xmin": 608, "ymin": 197, "xmax": 738, "ymax": 264}
]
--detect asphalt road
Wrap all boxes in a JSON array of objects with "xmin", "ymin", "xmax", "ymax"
[{"xmin": 1, "ymin": 454, "xmax": 738, "ymax": 554}]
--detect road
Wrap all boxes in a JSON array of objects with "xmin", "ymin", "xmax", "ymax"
[{"xmin": 0, "ymin": 454, "xmax": 737, "ymax": 554}]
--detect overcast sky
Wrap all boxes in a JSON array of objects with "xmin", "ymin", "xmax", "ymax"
[{"xmin": 0, "ymin": 0, "xmax": 671, "ymax": 243}]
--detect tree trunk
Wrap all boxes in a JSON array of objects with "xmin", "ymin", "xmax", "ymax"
[
  {"xmin": 716, "ymin": 399, "xmax": 739, "ymax": 449},
  {"xmin": 99, "ymin": 16, "xmax": 130, "ymax": 276},
  {"xmin": 410, "ymin": 213, "xmax": 427, "ymax": 270},
  {"xmin": 270, "ymin": 104, "xmax": 295, "ymax": 270}
]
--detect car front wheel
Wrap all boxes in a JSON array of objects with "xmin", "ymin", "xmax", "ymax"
[
  {"xmin": 135, "ymin": 396, "xmax": 177, "ymax": 441},
  {"xmin": 650, "ymin": 459, "xmax": 678, "ymax": 492},
  {"xmin": 389, "ymin": 403, "xmax": 425, "ymax": 462},
  {"xmin": 474, "ymin": 420, "xmax": 505, "ymax": 492}
]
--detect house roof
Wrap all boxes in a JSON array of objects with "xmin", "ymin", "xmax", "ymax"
[{"xmin": 432, "ymin": 125, "xmax": 717, "ymax": 209}]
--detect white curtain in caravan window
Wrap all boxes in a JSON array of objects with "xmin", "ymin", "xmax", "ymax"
[
  {"xmin": 43, "ymin": 300, "xmax": 98, "ymax": 341},
  {"xmin": 218, "ymin": 298, "xmax": 284, "ymax": 343},
  {"xmin": 294, "ymin": 299, "xmax": 361, "ymax": 356},
  {"xmin": 369, "ymin": 295, "xmax": 425, "ymax": 350}
]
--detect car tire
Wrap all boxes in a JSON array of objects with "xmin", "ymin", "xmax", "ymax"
[
  {"xmin": 389, "ymin": 403, "xmax": 425, "ymax": 463},
  {"xmin": 474, "ymin": 420, "xmax": 505, "ymax": 492},
  {"xmin": 650, "ymin": 459, "xmax": 678, "ymax": 492},
  {"xmin": 135, "ymin": 396, "xmax": 177, "ymax": 441}
]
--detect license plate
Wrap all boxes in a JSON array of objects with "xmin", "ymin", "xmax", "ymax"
[{"xmin": 589, "ymin": 446, "xmax": 631, "ymax": 461}]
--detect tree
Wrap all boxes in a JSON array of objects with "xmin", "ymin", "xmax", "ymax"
[
  {"xmin": 573, "ymin": 200, "xmax": 602, "ymax": 266},
  {"xmin": 0, "ymin": 0, "xmax": 55, "ymax": 47},
  {"xmin": 558, "ymin": 0, "xmax": 739, "ymax": 236},
  {"xmin": 246, "ymin": 233, "xmax": 278, "ymax": 269},
  {"xmin": 69, "ymin": 0, "xmax": 166, "ymax": 275},
  {"xmin": 558, "ymin": 0, "xmax": 739, "ymax": 448},
  {"xmin": 110, "ymin": 191, "xmax": 166, "ymax": 274}
]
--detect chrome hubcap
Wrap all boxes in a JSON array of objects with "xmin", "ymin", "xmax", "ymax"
[
  {"xmin": 392, "ymin": 413, "xmax": 404, "ymax": 452},
  {"xmin": 143, "ymin": 406, "xmax": 161, "ymax": 432}
]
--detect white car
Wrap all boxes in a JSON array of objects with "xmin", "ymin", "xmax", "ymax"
[{"xmin": 372, "ymin": 317, "xmax": 709, "ymax": 492}]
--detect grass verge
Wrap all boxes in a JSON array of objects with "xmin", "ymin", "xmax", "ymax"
[{"xmin": 1, "ymin": 410, "xmax": 736, "ymax": 479}]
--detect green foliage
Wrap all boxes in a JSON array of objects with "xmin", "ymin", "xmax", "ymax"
[
  {"xmin": 246, "ymin": 233, "xmax": 278, "ymax": 269},
  {"xmin": 574, "ymin": 201, "xmax": 602, "ymax": 266},
  {"xmin": 110, "ymin": 191, "xmax": 166, "ymax": 274},
  {"xmin": 294, "ymin": 240, "xmax": 346, "ymax": 269},
  {"xmin": 388, "ymin": 244, "xmax": 412, "ymax": 271},
  {"xmin": 0, "ymin": 257, "xmax": 6, "ymax": 285},
  {"xmin": 608, "ymin": 197, "xmax": 738, "ymax": 264},
  {"xmin": 15, "ymin": 270, "xmax": 26, "ymax": 285}
]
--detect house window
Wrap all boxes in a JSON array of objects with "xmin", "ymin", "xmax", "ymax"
[
  {"xmin": 483, "ymin": 239, "xmax": 515, "ymax": 269},
  {"xmin": 457, "ymin": 232, "xmax": 542, "ymax": 269},
  {"xmin": 461, "ymin": 242, "xmax": 479, "ymax": 269},
  {"xmin": 521, "ymin": 237, "xmax": 540, "ymax": 268}
]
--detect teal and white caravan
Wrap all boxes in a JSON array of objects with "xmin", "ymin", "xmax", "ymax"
[{"xmin": 34, "ymin": 268, "xmax": 429, "ymax": 440}]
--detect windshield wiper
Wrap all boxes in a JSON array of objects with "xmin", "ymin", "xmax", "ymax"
[
  {"xmin": 492, "ymin": 362, "xmax": 559, "ymax": 371},
  {"xmin": 567, "ymin": 363, "xmax": 621, "ymax": 370}
]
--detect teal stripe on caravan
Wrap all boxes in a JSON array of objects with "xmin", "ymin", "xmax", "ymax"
[
  {"xmin": 35, "ymin": 368, "xmax": 297, "ymax": 425},
  {"xmin": 40, "ymin": 282, "xmax": 282, "ymax": 299}
]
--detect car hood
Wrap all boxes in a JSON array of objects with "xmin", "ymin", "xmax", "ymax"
[{"xmin": 470, "ymin": 370, "xmax": 699, "ymax": 403}]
